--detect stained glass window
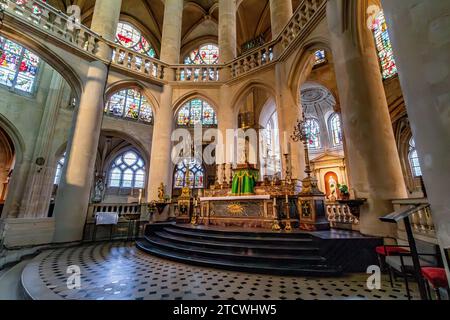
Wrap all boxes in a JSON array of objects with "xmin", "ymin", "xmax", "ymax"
[
  {"xmin": 105, "ymin": 89, "xmax": 154, "ymax": 124},
  {"xmin": 370, "ymin": 10, "xmax": 397, "ymax": 79},
  {"xmin": 108, "ymin": 151, "xmax": 146, "ymax": 188},
  {"xmin": 177, "ymin": 99, "xmax": 217, "ymax": 127},
  {"xmin": 184, "ymin": 44, "xmax": 219, "ymax": 65},
  {"xmin": 305, "ymin": 118, "xmax": 321, "ymax": 150},
  {"xmin": 174, "ymin": 158, "xmax": 204, "ymax": 189},
  {"xmin": 115, "ymin": 22, "xmax": 156, "ymax": 58},
  {"xmin": 314, "ymin": 49, "xmax": 326, "ymax": 65},
  {"xmin": 0, "ymin": 35, "xmax": 40, "ymax": 93},
  {"xmin": 408, "ymin": 138, "xmax": 422, "ymax": 177},
  {"xmin": 328, "ymin": 113, "xmax": 343, "ymax": 147},
  {"xmin": 54, "ymin": 153, "xmax": 66, "ymax": 185}
]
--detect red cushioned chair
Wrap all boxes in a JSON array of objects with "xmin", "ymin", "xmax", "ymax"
[
  {"xmin": 376, "ymin": 245, "xmax": 410, "ymax": 287},
  {"xmin": 421, "ymin": 267, "xmax": 450, "ymax": 300}
]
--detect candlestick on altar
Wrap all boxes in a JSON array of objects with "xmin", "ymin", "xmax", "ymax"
[
  {"xmin": 272, "ymin": 197, "xmax": 281, "ymax": 231},
  {"xmin": 284, "ymin": 199, "xmax": 292, "ymax": 232}
]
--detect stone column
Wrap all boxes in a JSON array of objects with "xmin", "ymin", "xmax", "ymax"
[
  {"xmin": 53, "ymin": 0, "xmax": 122, "ymax": 243},
  {"xmin": 274, "ymin": 63, "xmax": 306, "ymax": 182},
  {"xmin": 20, "ymin": 71, "xmax": 64, "ymax": 218},
  {"xmin": 147, "ymin": 0, "xmax": 183, "ymax": 201},
  {"xmin": 218, "ymin": 0, "xmax": 236, "ymax": 80},
  {"xmin": 269, "ymin": 0, "xmax": 293, "ymax": 38},
  {"xmin": 326, "ymin": 0, "xmax": 407, "ymax": 237},
  {"xmin": 380, "ymin": 0, "xmax": 450, "ymax": 275},
  {"xmin": 217, "ymin": 85, "xmax": 237, "ymax": 183},
  {"xmin": 159, "ymin": 0, "xmax": 184, "ymax": 64}
]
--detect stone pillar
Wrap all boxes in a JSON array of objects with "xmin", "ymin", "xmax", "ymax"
[
  {"xmin": 218, "ymin": 0, "xmax": 236, "ymax": 79},
  {"xmin": 147, "ymin": 0, "xmax": 183, "ymax": 201},
  {"xmin": 20, "ymin": 72, "xmax": 64, "ymax": 218},
  {"xmin": 380, "ymin": 0, "xmax": 450, "ymax": 260},
  {"xmin": 274, "ymin": 63, "xmax": 306, "ymax": 182},
  {"xmin": 269, "ymin": 0, "xmax": 293, "ymax": 38},
  {"xmin": 217, "ymin": 85, "xmax": 237, "ymax": 183},
  {"xmin": 327, "ymin": 0, "xmax": 407, "ymax": 237},
  {"xmin": 159, "ymin": 0, "xmax": 184, "ymax": 64},
  {"xmin": 53, "ymin": 0, "xmax": 122, "ymax": 243}
]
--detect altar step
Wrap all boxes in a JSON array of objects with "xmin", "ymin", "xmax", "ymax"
[{"xmin": 136, "ymin": 224, "xmax": 344, "ymax": 276}]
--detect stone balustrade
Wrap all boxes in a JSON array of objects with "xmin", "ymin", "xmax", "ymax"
[
  {"xmin": 392, "ymin": 198, "xmax": 436, "ymax": 242},
  {"xmin": 111, "ymin": 45, "xmax": 166, "ymax": 80},
  {"xmin": 0, "ymin": 0, "xmax": 326, "ymax": 84},
  {"xmin": 229, "ymin": 44, "xmax": 274, "ymax": 78},
  {"xmin": 326, "ymin": 202, "xmax": 359, "ymax": 228},
  {"xmin": 1, "ymin": 0, "xmax": 101, "ymax": 57},
  {"xmin": 173, "ymin": 65, "xmax": 222, "ymax": 82},
  {"xmin": 279, "ymin": 0, "xmax": 326, "ymax": 51},
  {"xmin": 86, "ymin": 202, "xmax": 147, "ymax": 222}
]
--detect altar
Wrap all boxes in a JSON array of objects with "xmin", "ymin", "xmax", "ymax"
[{"xmin": 195, "ymin": 184, "xmax": 301, "ymax": 229}]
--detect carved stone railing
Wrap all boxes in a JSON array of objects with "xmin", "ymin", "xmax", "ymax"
[
  {"xmin": 0, "ymin": 0, "xmax": 326, "ymax": 84},
  {"xmin": 173, "ymin": 65, "xmax": 221, "ymax": 82},
  {"xmin": 326, "ymin": 202, "xmax": 359, "ymax": 229},
  {"xmin": 0, "ymin": 0, "xmax": 101, "ymax": 57},
  {"xmin": 392, "ymin": 198, "xmax": 436, "ymax": 242},
  {"xmin": 86, "ymin": 203, "xmax": 147, "ymax": 222},
  {"xmin": 111, "ymin": 45, "xmax": 166, "ymax": 81},
  {"xmin": 229, "ymin": 44, "xmax": 274, "ymax": 79},
  {"xmin": 278, "ymin": 0, "xmax": 326, "ymax": 52}
]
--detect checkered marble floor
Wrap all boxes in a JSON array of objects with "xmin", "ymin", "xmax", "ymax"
[{"xmin": 23, "ymin": 242, "xmax": 420, "ymax": 300}]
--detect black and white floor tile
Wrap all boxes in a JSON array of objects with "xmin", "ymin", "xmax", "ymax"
[{"xmin": 23, "ymin": 242, "xmax": 419, "ymax": 300}]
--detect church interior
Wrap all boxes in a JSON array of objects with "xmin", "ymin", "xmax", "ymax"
[{"xmin": 0, "ymin": 0, "xmax": 449, "ymax": 302}]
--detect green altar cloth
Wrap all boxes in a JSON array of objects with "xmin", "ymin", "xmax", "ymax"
[{"xmin": 232, "ymin": 169, "xmax": 259, "ymax": 195}]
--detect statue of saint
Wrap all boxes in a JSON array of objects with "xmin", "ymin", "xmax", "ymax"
[
  {"xmin": 158, "ymin": 183, "xmax": 165, "ymax": 201},
  {"xmin": 93, "ymin": 177, "xmax": 104, "ymax": 203},
  {"xmin": 328, "ymin": 176, "xmax": 337, "ymax": 201}
]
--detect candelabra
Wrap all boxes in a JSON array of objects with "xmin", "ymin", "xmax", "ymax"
[
  {"xmin": 291, "ymin": 112, "xmax": 312, "ymax": 179},
  {"xmin": 291, "ymin": 113, "xmax": 329, "ymax": 231}
]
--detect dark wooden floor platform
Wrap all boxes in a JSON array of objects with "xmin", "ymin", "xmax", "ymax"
[{"xmin": 136, "ymin": 223, "xmax": 382, "ymax": 277}]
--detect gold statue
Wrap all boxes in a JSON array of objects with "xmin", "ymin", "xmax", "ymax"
[{"xmin": 158, "ymin": 183, "xmax": 165, "ymax": 201}]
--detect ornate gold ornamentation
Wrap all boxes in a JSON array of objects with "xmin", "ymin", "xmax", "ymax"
[{"xmin": 227, "ymin": 203, "xmax": 245, "ymax": 215}]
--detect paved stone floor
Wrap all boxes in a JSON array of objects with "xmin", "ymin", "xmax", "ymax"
[{"xmin": 22, "ymin": 242, "xmax": 420, "ymax": 300}]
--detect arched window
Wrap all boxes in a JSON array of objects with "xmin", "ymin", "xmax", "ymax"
[
  {"xmin": 105, "ymin": 89, "xmax": 154, "ymax": 123},
  {"xmin": 108, "ymin": 150, "xmax": 146, "ymax": 188},
  {"xmin": 177, "ymin": 99, "xmax": 217, "ymax": 127},
  {"xmin": 261, "ymin": 112, "xmax": 281, "ymax": 176},
  {"xmin": 328, "ymin": 113, "xmax": 343, "ymax": 147},
  {"xmin": 54, "ymin": 153, "xmax": 66, "ymax": 185},
  {"xmin": 305, "ymin": 118, "xmax": 321, "ymax": 150},
  {"xmin": 115, "ymin": 22, "xmax": 156, "ymax": 58},
  {"xmin": 0, "ymin": 35, "xmax": 40, "ymax": 94},
  {"xmin": 174, "ymin": 158, "xmax": 204, "ymax": 189},
  {"xmin": 408, "ymin": 138, "xmax": 422, "ymax": 177},
  {"xmin": 184, "ymin": 44, "xmax": 219, "ymax": 65},
  {"xmin": 314, "ymin": 49, "xmax": 327, "ymax": 65},
  {"xmin": 369, "ymin": 10, "xmax": 397, "ymax": 79}
]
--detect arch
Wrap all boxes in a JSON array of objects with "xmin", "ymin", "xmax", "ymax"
[
  {"xmin": 117, "ymin": 15, "xmax": 161, "ymax": 57},
  {"xmin": 104, "ymin": 82, "xmax": 159, "ymax": 123},
  {"xmin": 287, "ymin": 39, "xmax": 332, "ymax": 102},
  {"xmin": 100, "ymin": 129, "xmax": 150, "ymax": 168},
  {"xmin": 0, "ymin": 29, "xmax": 83, "ymax": 100},
  {"xmin": 181, "ymin": 36, "xmax": 219, "ymax": 60},
  {"xmin": 175, "ymin": 98, "xmax": 218, "ymax": 127},
  {"xmin": 105, "ymin": 79, "xmax": 160, "ymax": 114},
  {"xmin": 231, "ymin": 80, "xmax": 277, "ymax": 115},
  {"xmin": 258, "ymin": 97, "xmax": 277, "ymax": 128},
  {"xmin": 172, "ymin": 91, "xmax": 220, "ymax": 116},
  {"xmin": 183, "ymin": 43, "xmax": 219, "ymax": 65},
  {"xmin": 0, "ymin": 114, "xmax": 25, "ymax": 165}
]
